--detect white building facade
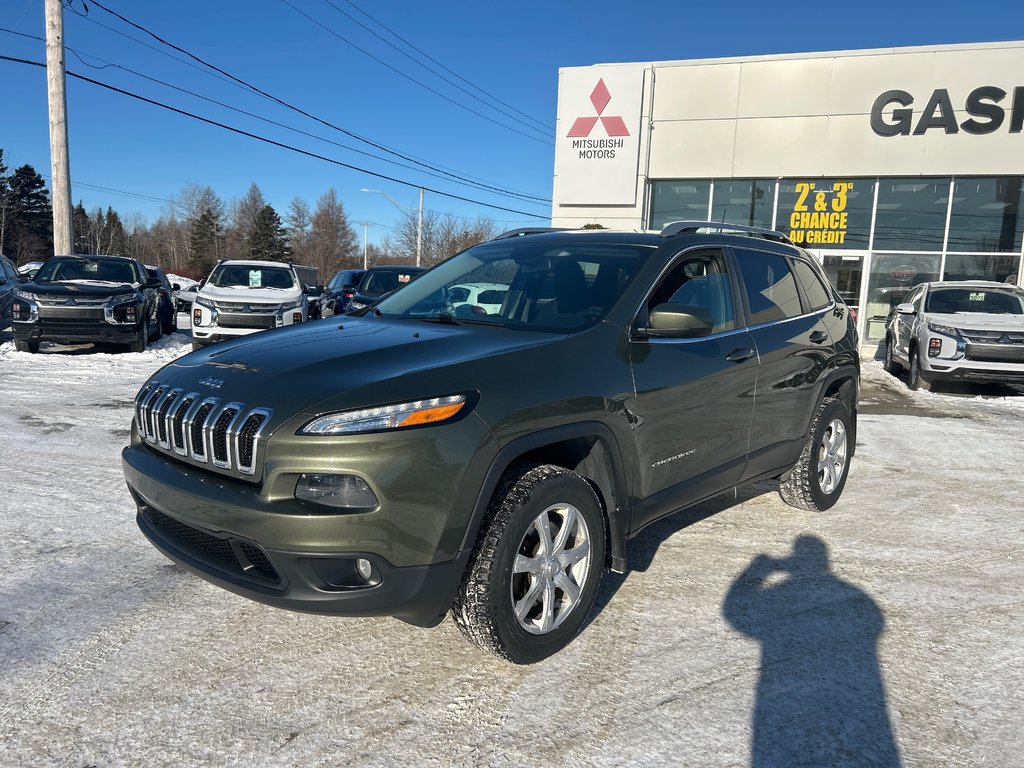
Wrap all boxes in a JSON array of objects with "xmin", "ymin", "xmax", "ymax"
[{"xmin": 551, "ymin": 41, "xmax": 1024, "ymax": 347}]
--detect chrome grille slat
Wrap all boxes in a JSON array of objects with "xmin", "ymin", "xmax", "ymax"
[{"xmin": 133, "ymin": 382, "xmax": 273, "ymax": 477}]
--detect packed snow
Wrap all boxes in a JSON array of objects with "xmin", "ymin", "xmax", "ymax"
[{"xmin": 0, "ymin": 333, "xmax": 1022, "ymax": 767}]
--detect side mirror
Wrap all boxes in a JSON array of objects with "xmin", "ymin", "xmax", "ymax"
[
  {"xmin": 342, "ymin": 283, "xmax": 357, "ymax": 294},
  {"xmin": 172, "ymin": 283, "xmax": 181, "ymax": 291},
  {"xmin": 145, "ymin": 279, "xmax": 162, "ymax": 289},
  {"xmin": 895, "ymin": 302, "xmax": 916, "ymax": 315},
  {"xmin": 645, "ymin": 303, "xmax": 714, "ymax": 338}
]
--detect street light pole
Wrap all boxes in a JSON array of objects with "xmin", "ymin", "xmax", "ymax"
[
  {"xmin": 361, "ymin": 187, "xmax": 423, "ymax": 266},
  {"xmin": 361, "ymin": 221, "xmax": 368, "ymax": 269}
]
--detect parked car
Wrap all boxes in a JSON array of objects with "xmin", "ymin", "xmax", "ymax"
[
  {"xmin": 123, "ymin": 222, "xmax": 859, "ymax": 663},
  {"xmin": 0, "ymin": 254, "xmax": 20, "ymax": 329},
  {"xmin": 884, "ymin": 280, "xmax": 1024, "ymax": 390},
  {"xmin": 448, "ymin": 282, "xmax": 509, "ymax": 315},
  {"xmin": 343, "ymin": 265, "xmax": 425, "ymax": 313},
  {"xmin": 321, "ymin": 268, "xmax": 366, "ymax": 316},
  {"xmin": 174, "ymin": 283, "xmax": 199, "ymax": 313},
  {"xmin": 11, "ymin": 254, "xmax": 161, "ymax": 353},
  {"xmin": 190, "ymin": 260, "xmax": 311, "ymax": 351},
  {"xmin": 146, "ymin": 265, "xmax": 179, "ymax": 335},
  {"xmin": 16, "ymin": 260, "xmax": 45, "ymax": 281}
]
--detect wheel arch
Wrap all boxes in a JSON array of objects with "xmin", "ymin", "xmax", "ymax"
[
  {"xmin": 461, "ymin": 422, "xmax": 630, "ymax": 574},
  {"xmin": 810, "ymin": 366, "xmax": 859, "ymax": 456}
]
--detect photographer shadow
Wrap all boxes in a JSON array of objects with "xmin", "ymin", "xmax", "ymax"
[{"xmin": 723, "ymin": 535, "xmax": 902, "ymax": 767}]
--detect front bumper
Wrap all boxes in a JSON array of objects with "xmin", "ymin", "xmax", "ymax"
[
  {"xmin": 13, "ymin": 318, "xmax": 143, "ymax": 345},
  {"xmin": 122, "ymin": 437, "xmax": 477, "ymax": 627}
]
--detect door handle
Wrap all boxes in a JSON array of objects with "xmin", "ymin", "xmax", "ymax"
[
  {"xmin": 809, "ymin": 330, "xmax": 829, "ymax": 344},
  {"xmin": 726, "ymin": 347, "xmax": 756, "ymax": 363}
]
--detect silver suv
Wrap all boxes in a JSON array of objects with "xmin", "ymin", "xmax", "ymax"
[{"xmin": 884, "ymin": 281, "xmax": 1024, "ymax": 390}]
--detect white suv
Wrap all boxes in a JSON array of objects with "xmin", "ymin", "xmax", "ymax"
[
  {"xmin": 191, "ymin": 260, "xmax": 309, "ymax": 350},
  {"xmin": 884, "ymin": 280, "xmax": 1024, "ymax": 389}
]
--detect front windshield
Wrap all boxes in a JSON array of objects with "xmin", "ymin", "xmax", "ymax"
[
  {"xmin": 35, "ymin": 257, "xmax": 140, "ymax": 284},
  {"xmin": 361, "ymin": 269, "xmax": 421, "ymax": 296},
  {"xmin": 208, "ymin": 264, "xmax": 296, "ymax": 289},
  {"xmin": 926, "ymin": 287, "xmax": 1024, "ymax": 314},
  {"xmin": 374, "ymin": 240, "xmax": 649, "ymax": 332}
]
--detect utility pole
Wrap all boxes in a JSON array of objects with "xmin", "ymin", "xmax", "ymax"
[
  {"xmin": 45, "ymin": 0, "xmax": 73, "ymax": 256},
  {"xmin": 416, "ymin": 188, "xmax": 423, "ymax": 267},
  {"xmin": 361, "ymin": 221, "xmax": 368, "ymax": 269}
]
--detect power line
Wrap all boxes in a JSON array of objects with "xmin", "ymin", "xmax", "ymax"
[
  {"xmin": 79, "ymin": 1, "xmax": 553, "ymax": 199},
  {"xmin": 335, "ymin": 0, "xmax": 553, "ymax": 134},
  {"xmin": 279, "ymin": 0, "xmax": 552, "ymax": 145},
  {"xmin": 1, "ymin": 24, "xmax": 548, "ymax": 203},
  {"xmin": 313, "ymin": 0, "xmax": 552, "ymax": 136},
  {"xmin": 0, "ymin": 55, "xmax": 550, "ymax": 221}
]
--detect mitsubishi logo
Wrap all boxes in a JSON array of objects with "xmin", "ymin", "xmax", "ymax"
[
  {"xmin": 999, "ymin": 334, "xmax": 1012, "ymax": 344},
  {"xmin": 567, "ymin": 79, "xmax": 630, "ymax": 138},
  {"xmin": 242, "ymin": 305, "xmax": 253, "ymax": 313},
  {"xmin": 64, "ymin": 297, "xmax": 78, "ymax": 306}
]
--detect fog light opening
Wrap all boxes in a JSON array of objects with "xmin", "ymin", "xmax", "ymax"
[
  {"xmin": 355, "ymin": 558, "xmax": 373, "ymax": 582},
  {"xmin": 294, "ymin": 473, "xmax": 379, "ymax": 510},
  {"xmin": 928, "ymin": 337, "xmax": 942, "ymax": 358}
]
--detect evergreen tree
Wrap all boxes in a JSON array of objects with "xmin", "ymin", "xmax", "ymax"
[
  {"xmin": 72, "ymin": 201, "xmax": 90, "ymax": 254},
  {"xmin": 248, "ymin": 204, "xmax": 287, "ymax": 261},
  {"xmin": 189, "ymin": 205, "xmax": 222, "ymax": 273},
  {"xmin": 6, "ymin": 164, "xmax": 53, "ymax": 262}
]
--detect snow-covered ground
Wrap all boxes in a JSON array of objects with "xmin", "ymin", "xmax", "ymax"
[{"xmin": 0, "ymin": 338, "xmax": 1022, "ymax": 767}]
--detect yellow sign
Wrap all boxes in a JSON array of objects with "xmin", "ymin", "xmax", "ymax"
[{"xmin": 788, "ymin": 182, "xmax": 854, "ymax": 245}]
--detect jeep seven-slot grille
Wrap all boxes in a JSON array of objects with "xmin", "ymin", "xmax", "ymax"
[
  {"xmin": 148, "ymin": 510, "xmax": 279, "ymax": 583},
  {"xmin": 134, "ymin": 381, "xmax": 273, "ymax": 476}
]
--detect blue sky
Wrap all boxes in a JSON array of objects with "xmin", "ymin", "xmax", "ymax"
[{"xmin": 2, "ymin": 0, "xmax": 1023, "ymax": 245}]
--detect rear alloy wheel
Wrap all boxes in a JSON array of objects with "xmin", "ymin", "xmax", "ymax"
[
  {"xmin": 779, "ymin": 397, "xmax": 852, "ymax": 512},
  {"xmin": 883, "ymin": 335, "xmax": 901, "ymax": 374},
  {"xmin": 454, "ymin": 464, "xmax": 605, "ymax": 664},
  {"xmin": 14, "ymin": 339, "xmax": 39, "ymax": 354},
  {"xmin": 908, "ymin": 348, "xmax": 930, "ymax": 391}
]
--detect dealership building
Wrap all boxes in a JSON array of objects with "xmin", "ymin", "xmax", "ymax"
[{"xmin": 551, "ymin": 40, "xmax": 1024, "ymax": 348}]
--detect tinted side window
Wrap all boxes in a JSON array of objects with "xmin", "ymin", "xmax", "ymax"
[
  {"xmin": 792, "ymin": 258, "xmax": 832, "ymax": 312},
  {"xmin": 646, "ymin": 248, "xmax": 736, "ymax": 334},
  {"xmin": 734, "ymin": 249, "xmax": 802, "ymax": 324}
]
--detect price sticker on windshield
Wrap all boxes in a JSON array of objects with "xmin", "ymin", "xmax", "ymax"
[
  {"xmin": 969, "ymin": 292, "xmax": 984, "ymax": 302},
  {"xmin": 249, "ymin": 270, "xmax": 262, "ymax": 288}
]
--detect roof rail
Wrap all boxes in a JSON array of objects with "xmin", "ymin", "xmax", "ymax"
[
  {"xmin": 491, "ymin": 227, "xmax": 571, "ymax": 241},
  {"xmin": 659, "ymin": 221, "xmax": 792, "ymax": 245}
]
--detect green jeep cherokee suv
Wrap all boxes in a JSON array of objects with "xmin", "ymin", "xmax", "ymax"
[{"xmin": 122, "ymin": 223, "xmax": 859, "ymax": 663}]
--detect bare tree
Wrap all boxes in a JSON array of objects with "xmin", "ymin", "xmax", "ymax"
[
  {"xmin": 393, "ymin": 209, "xmax": 496, "ymax": 266},
  {"xmin": 285, "ymin": 196, "xmax": 312, "ymax": 264},
  {"xmin": 308, "ymin": 188, "xmax": 358, "ymax": 276}
]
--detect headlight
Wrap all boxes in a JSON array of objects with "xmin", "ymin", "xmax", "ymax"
[
  {"xmin": 349, "ymin": 300, "xmax": 367, "ymax": 311},
  {"xmin": 107, "ymin": 293, "xmax": 138, "ymax": 307},
  {"xmin": 15, "ymin": 288, "xmax": 37, "ymax": 301},
  {"xmin": 927, "ymin": 322, "xmax": 961, "ymax": 338},
  {"xmin": 194, "ymin": 296, "xmax": 215, "ymax": 310},
  {"xmin": 300, "ymin": 395, "xmax": 469, "ymax": 435},
  {"xmin": 277, "ymin": 299, "xmax": 301, "ymax": 312}
]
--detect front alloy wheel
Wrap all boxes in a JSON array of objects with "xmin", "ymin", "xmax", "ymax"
[{"xmin": 454, "ymin": 464, "xmax": 605, "ymax": 664}]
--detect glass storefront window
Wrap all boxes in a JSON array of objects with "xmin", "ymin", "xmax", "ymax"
[
  {"xmin": 710, "ymin": 179, "xmax": 776, "ymax": 228},
  {"xmin": 863, "ymin": 253, "xmax": 940, "ymax": 341},
  {"xmin": 821, "ymin": 254, "xmax": 863, "ymax": 316},
  {"xmin": 776, "ymin": 179, "xmax": 874, "ymax": 248},
  {"xmin": 649, "ymin": 181, "xmax": 711, "ymax": 230},
  {"xmin": 872, "ymin": 178, "xmax": 950, "ymax": 251},
  {"xmin": 947, "ymin": 177, "xmax": 1024, "ymax": 253},
  {"xmin": 942, "ymin": 253, "xmax": 1021, "ymax": 283}
]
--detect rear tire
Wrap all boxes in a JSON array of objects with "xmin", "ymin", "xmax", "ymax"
[
  {"xmin": 14, "ymin": 339, "xmax": 39, "ymax": 354},
  {"xmin": 453, "ymin": 464, "xmax": 606, "ymax": 664},
  {"xmin": 779, "ymin": 397, "xmax": 852, "ymax": 512}
]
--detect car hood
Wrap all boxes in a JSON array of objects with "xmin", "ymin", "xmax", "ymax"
[
  {"xmin": 925, "ymin": 312, "xmax": 1024, "ymax": 330},
  {"xmin": 199, "ymin": 285, "xmax": 301, "ymax": 303},
  {"xmin": 22, "ymin": 280, "xmax": 140, "ymax": 297},
  {"xmin": 149, "ymin": 315, "xmax": 555, "ymax": 414}
]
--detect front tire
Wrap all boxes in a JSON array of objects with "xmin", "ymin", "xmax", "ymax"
[
  {"xmin": 453, "ymin": 464, "xmax": 606, "ymax": 664},
  {"xmin": 129, "ymin": 320, "xmax": 148, "ymax": 353},
  {"xmin": 908, "ymin": 347, "xmax": 930, "ymax": 391},
  {"xmin": 779, "ymin": 397, "xmax": 852, "ymax": 512},
  {"xmin": 883, "ymin": 335, "xmax": 901, "ymax": 374}
]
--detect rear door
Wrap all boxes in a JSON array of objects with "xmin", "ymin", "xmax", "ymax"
[
  {"xmin": 732, "ymin": 247, "xmax": 837, "ymax": 480},
  {"xmin": 627, "ymin": 247, "xmax": 758, "ymax": 530}
]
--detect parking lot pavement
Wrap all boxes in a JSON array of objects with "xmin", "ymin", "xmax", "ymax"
[{"xmin": 0, "ymin": 348, "xmax": 1021, "ymax": 767}]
